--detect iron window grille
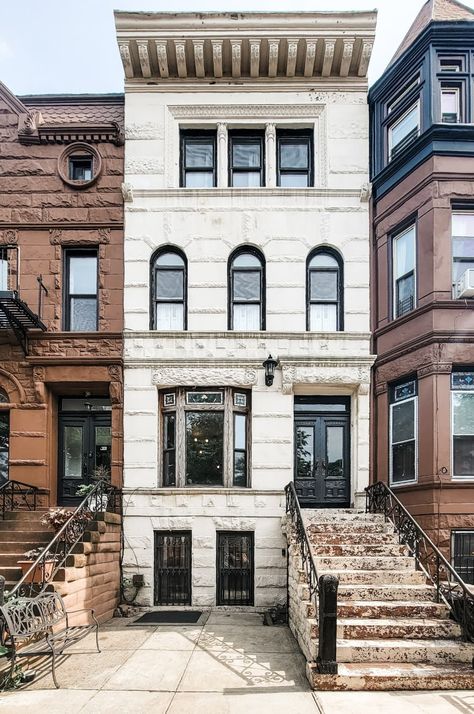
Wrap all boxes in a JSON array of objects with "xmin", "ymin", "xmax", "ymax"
[
  {"xmin": 276, "ymin": 130, "xmax": 313, "ymax": 187},
  {"xmin": 228, "ymin": 247, "xmax": 265, "ymax": 331},
  {"xmin": 229, "ymin": 131, "xmax": 265, "ymax": 187},
  {"xmin": 216, "ymin": 531, "xmax": 254, "ymax": 606},
  {"xmin": 389, "ymin": 378, "xmax": 418, "ymax": 486},
  {"xmin": 306, "ymin": 248, "xmax": 343, "ymax": 331},
  {"xmin": 160, "ymin": 387, "xmax": 251, "ymax": 488},
  {"xmin": 150, "ymin": 247, "xmax": 187, "ymax": 330},
  {"xmin": 154, "ymin": 531, "xmax": 192, "ymax": 605},
  {"xmin": 64, "ymin": 249, "xmax": 98, "ymax": 332},
  {"xmin": 452, "ymin": 530, "xmax": 474, "ymax": 585},
  {"xmin": 180, "ymin": 130, "xmax": 217, "ymax": 188}
]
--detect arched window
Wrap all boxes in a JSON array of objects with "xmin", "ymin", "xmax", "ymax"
[
  {"xmin": 0, "ymin": 389, "xmax": 8, "ymax": 403},
  {"xmin": 229, "ymin": 248, "xmax": 265, "ymax": 330},
  {"xmin": 151, "ymin": 248, "xmax": 187, "ymax": 330},
  {"xmin": 307, "ymin": 248, "xmax": 343, "ymax": 331}
]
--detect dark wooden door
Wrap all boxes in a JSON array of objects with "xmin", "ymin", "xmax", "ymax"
[
  {"xmin": 294, "ymin": 410, "xmax": 350, "ymax": 507},
  {"xmin": 58, "ymin": 413, "xmax": 111, "ymax": 504},
  {"xmin": 154, "ymin": 531, "xmax": 192, "ymax": 605}
]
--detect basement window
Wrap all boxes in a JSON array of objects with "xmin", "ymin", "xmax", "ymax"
[{"xmin": 452, "ymin": 530, "xmax": 474, "ymax": 584}]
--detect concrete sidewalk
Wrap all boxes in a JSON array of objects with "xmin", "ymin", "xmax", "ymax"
[{"xmin": 1, "ymin": 611, "xmax": 473, "ymax": 713}]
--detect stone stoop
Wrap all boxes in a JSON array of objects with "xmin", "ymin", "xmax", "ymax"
[
  {"xmin": 284, "ymin": 509, "xmax": 474, "ymax": 691},
  {"xmin": 0, "ymin": 509, "xmax": 52, "ymax": 589}
]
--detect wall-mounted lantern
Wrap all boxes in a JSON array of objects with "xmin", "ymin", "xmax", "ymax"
[{"xmin": 262, "ymin": 354, "xmax": 279, "ymax": 387}]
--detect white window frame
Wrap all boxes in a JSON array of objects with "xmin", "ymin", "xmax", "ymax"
[
  {"xmin": 388, "ymin": 102, "xmax": 420, "ymax": 161},
  {"xmin": 392, "ymin": 224, "xmax": 417, "ymax": 319},
  {"xmin": 441, "ymin": 87, "xmax": 460, "ymax": 124},
  {"xmin": 389, "ymin": 391, "xmax": 418, "ymax": 487},
  {"xmin": 451, "ymin": 379, "xmax": 474, "ymax": 481}
]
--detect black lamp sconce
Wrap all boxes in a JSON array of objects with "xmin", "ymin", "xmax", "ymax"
[{"xmin": 263, "ymin": 354, "xmax": 279, "ymax": 387}]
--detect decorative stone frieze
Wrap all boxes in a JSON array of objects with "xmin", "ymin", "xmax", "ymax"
[{"xmin": 152, "ymin": 367, "xmax": 258, "ymax": 388}]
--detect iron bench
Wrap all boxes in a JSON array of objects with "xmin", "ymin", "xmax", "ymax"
[{"xmin": 0, "ymin": 591, "xmax": 100, "ymax": 688}]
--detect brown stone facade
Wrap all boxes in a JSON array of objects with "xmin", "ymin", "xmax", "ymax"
[
  {"xmin": 371, "ymin": 154, "xmax": 474, "ymax": 556},
  {"xmin": 0, "ymin": 82, "xmax": 123, "ymax": 505}
]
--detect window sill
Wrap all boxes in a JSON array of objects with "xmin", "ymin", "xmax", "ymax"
[
  {"xmin": 131, "ymin": 187, "xmax": 362, "ymax": 199},
  {"xmin": 390, "ymin": 479, "xmax": 418, "ymax": 487}
]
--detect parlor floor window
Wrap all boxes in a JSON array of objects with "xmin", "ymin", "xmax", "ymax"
[
  {"xmin": 160, "ymin": 388, "xmax": 250, "ymax": 488},
  {"xmin": 451, "ymin": 371, "xmax": 474, "ymax": 479},
  {"xmin": 389, "ymin": 379, "xmax": 417, "ymax": 485}
]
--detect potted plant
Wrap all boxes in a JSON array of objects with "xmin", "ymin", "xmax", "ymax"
[
  {"xmin": 17, "ymin": 548, "xmax": 60, "ymax": 584},
  {"xmin": 40, "ymin": 508, "xmax": 92, "ymax": 544},
  {"xmin": 75, "ymin": 464, "xmax": 111, "ymax": 511}
]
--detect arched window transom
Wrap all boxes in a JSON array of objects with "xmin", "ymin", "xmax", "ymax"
[
  {"xmin": 151, "ymin": 249, "xmax": 187, "ymax": 330},
  {"xmin": 307, "ymin": 249, "xmax": 343, "ymax": 331},
  {"xmin": 229, "ymin": 248, "xmax": 265, "ymax": 331}
]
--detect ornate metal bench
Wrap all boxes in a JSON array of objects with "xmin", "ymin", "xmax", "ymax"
[{"xmin": 0, "ymin": 592, "xmax": 100, "ymax": 688}]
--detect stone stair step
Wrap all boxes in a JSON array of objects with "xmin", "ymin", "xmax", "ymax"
[
  {"xmin": 338, "ymin": 584, "xmax": 436, "ymax": 601},
  {"xmin": 319, "ymin": 569, "xmax": 427, "ymax": 585},
  {"xmin": 303, "ymin": 511, "xmax": 386, "ymax": 524},
  {"xmin": 0, "ymin": 540, "xmax": 47, "ymax": 553},
  {"xmin": 316, "ymin": 556, "xmax": 414, "ymax": 571},
  {"xmin": 308, "ymin": 532, "xmax": 399, "ymax": 545},
  {"xmin": 337, "ymin": 600, "xmax": 448, "ymax": 619},
  {"xmin": 307, "ymin": 662, "xmax": 474, "ymax": 691},
  {"xmin": 0, "ymin": 530, "xmax": 51, "ymax": 541},
  {"xmin": 337, "ymin": 638, "xmax": 474, "ymax": 664},
  {"xmin": 0, "ymin": 566, "xmax": 22, "ymax": 580},
  {"xmin": 311, "ymin": 544, "xmax": 408, "ymax": 557},
  {"xmin": 0, "ymin": 521, "xmax": 51, "ymax": 532},
  {"xmin": 307, "ymin": 523, "xmax": 395, "ymax": 534},
  {"xmin": 3, "ymin": 510, "xmax": 48, "ymax": 521},
  {"xmin": 332, "ymin": 617, "xmax": 462, "ymax": 641}
]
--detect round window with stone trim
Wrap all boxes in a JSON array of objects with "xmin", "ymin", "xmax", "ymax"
[{"xmin": 58, "ymin": 143, "xmax": 102, "ymax": 189}]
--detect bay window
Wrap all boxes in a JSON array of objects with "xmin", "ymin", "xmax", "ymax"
[
  {"xmin": 393, "ymin": 224, "xmax": 416, "ymax": 318},
  {"xmin": 452, "ymin": 212, "xmax": 474, "ymax": 293},
  {"xmin": 388, "ymin": 102, "xmax": 419, "ymax": 160},
  {"xmin": 451, "ymin": 371, "xmax": 474, "ymax": 479}
]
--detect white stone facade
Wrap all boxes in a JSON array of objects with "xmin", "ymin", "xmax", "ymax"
[{"xmin": 116, "ymin": 11, "xmax": 376, "ymax": 608}]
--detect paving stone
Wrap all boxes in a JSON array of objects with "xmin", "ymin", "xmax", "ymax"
[{"xmin": 102, "ymin": 649, "xmax": 193, "ymax": 691}]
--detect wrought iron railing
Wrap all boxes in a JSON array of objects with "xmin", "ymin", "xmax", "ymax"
[
  {"xmin": 366, "ymin": 481, "xmax": 474, "ymax": 642},
  {"xmin": 0, "ymin": 479, "xmax": 38, "ymax": 517},
  {"xmin": 7, "ymin": 479, "xmax": 121, "ymax": 600},
  {"xmin": 285, "ymin": 482, "xmax": 338, "ymax": 674}
]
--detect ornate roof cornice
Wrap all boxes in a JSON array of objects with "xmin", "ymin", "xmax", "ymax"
[{"xmin": 114, "ymin": 10, "xmax": 376, "ymax": 83}]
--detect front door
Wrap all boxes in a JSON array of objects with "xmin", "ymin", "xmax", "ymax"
[
  {"xmin": 294, "ymin": 397, "xmax": 350, "ymax": 507},
  {"xmin": 216, "ymin": 532, "xmax": 254, "ymax": 606},
  {"xmin": 58, "ymin": 398, "xmax": 111, "ymax": 504},
  {"xmin": 154, "ymin": 531, "xmax": 192, "ymax": 605}
]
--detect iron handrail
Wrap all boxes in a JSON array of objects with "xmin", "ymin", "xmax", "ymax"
[
  {"xmin": 366, "ymin": 481, "xmax": 474, "ymax": 642},
  {"xmin": 0, "ymin": 479, "xmax": 38, "ymax": 517},
  {"xmin": 285, "ymin": 481, "xmax": 320, "ymax": 602},
  {"xmin": 7, "ymin": 479, "xmax": 121, "ymax": 600}
]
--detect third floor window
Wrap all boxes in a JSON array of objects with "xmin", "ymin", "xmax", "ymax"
[
  {"xmin": 277, "ymin": 130, "xmax": 313, "ymax": 187},
  {"xmin": 180, "ymin": 131, "xmax": 216, "ymax": 188},
  {"xmin": 64, "ymin": 250, "xmax": 98, "ymax": 332},
  {"xmin": 229, "ymin": 248, "xmax": 265, "ymax": 331},
  {"xmin": 151, "ymin": 248, "xmax": 187, "ymax": 330},
  {"xmin": 229, "ymin": 131, "xmax": 265, "ymax": 187},
  {"xmin": 388, "ymin": 103, "xmax": 420, "ymax": 161}
]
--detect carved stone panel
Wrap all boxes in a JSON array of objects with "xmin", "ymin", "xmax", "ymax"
[{"xmin": 152, "ymin": 367, "xmax": 258, "ymax": 388}]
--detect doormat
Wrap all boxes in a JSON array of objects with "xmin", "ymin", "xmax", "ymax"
[{"xmin": 130, "ymin": 610, "xmax": 203, "ymax": 625}]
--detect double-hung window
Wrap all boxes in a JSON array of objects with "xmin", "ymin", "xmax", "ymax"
[
  {"xmin": 451, "ymin": 371, "xmax": 474, "ymax": 479},
  {"xmin": 388, "ymin": 103, "xmax": 419, "ymax": 160},
  {"xmin": 452, "ymin": 212, "xmax": 474, "ymax": 294},
  {"xmin": 277, "ymin": 130, "xmax": 313, "ymax": 187},
  {"xmin": 307, "ymin": 249, "xmax": 343, "ymax": 331},
  {"xmin": 160, "ymin": 387, "xmax": 250, "ymax": 488},
  {"xmin": 151, "ymin": 249, "xmax": 186, "ymax": 330},
  {"xmin": 441, "ymin": 86, "xmax": 461, "ymax": 124},
  {"xmin": 393, "ymin": 224, "xmax": 416, "ymax": 318},
  {"xmin": 389, "ymin": 379, "xmax": 417, "ymax": 485},
  {"xmin": 180, "ymin": 131, "xmax": 216, "ymax": 188},
  {"xmin": 229, "ymin": 249, "xmax": 265, "ymax": 330},
  {"xmin": 229, "ymin": 131, "xmax": 264, "ymax": 187},
  {"xmin": 64, "ymin": 250, "xmax": 98, "ymax": 331}
]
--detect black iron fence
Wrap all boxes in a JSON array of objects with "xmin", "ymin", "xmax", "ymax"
[
  {"xmin": 0, "ymin": 479, "xmax": 38, "ymax": 517},
  {"xmin": 285, "ymin": 481, "xmax": 338, "ymax": 674},
  {"xmin": 7, "ymin": 479, "xmax": 121, "ymax": 600},
  {"xmin": 366, "ymin": 481, "xmax": 474, "ymax": 643}
]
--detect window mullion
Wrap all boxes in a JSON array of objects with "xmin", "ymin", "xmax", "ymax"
[{"xmin": 176, "ymin": 390, "xmax": 186, "ymax": 487}]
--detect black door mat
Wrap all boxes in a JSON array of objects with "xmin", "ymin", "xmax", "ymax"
[{"xmin": 130, "ymin": 610, "xmax": 203, "ymax": 625}]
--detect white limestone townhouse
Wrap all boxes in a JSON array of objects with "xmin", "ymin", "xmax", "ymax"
[{"xmin": 115, "ymin": 10, "xmax": 376, "ymax": 609}]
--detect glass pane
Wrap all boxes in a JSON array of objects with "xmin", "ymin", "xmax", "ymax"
[
  {"xmin": 234, "ymin": 413, "xmax": 246, "ymax": 450},
  {"xmin": 233, "ymin": 253, "xmax": 261, "ymax": 268},
  {"xmin": 452, "ymin": 237, "xmax": 474, "ymax": 258},
  {"xmin": 232, "ymin": 141, "xmax": 261, "ymax": 168},
  {"xmin": 164, "ymin": 413, "xmax": 175, "ymax": 449},
  {"xmin": 296, "ymin": 425, "xmax": 314, "ymax": 479},
  {"xmin": 394, "ymin": 227, "xmax": 415, "ymax": 278},
  {"xmin": 453, "ymin": 393, "xmax": 474, "ymax": 435},
  {"xmin": 311, "ymin": 271, "xmax": 337, "ymax": 301},
  {"xmin": 326, "ymin": 426, "xmax": 344, "ymax": 478},
  {"xmin": 453, "ymin": 258, "xmax": 474, "ymax": 283},
  {"xmin": 452, "ymin": 214, "xmax": 474, "ymax": 237},
  {"xmin": 280, "ymin": 141, "xmax": 309, "ymax": 169},
  {"xmin": 392, "ymin": 441, "xmax": 416, "ymax": 482},
  {"xmin": 310, "ymin": 304, "xmax": 337, "ymax": 331},
  {"xmin": 69, "ymin": 255, "xmax": 97, "ymax": 295},
  {"xmin": 156, "ymin": 270, "xmax": 183, "ymax": 299},
  {"xmin": 186, "ymin": 392, "xmax": 223, "ymax": 405},
  {"xmin": 453, "ymin": 436, "xmax": 474, "ymax": 477},
  {"xmin": 64, "ymin": 426, "xmax": 83, "ymax": 480},
  {"xmin": 155, "ymin": 252, "xmax": 184, "ymax": 267},
  {"xmin": 69, "ymin": 158, "xmax": 93, "ymax": 181},
  {"xmin": 155, "ymin": 303, "xmax": 184, "ymax": 330},
  {"xmin": 396, "ymin": 273, "xmax": 415, "ymax": 316},
  {"xmin": 233, "ymin": 271, "xmax": 260, "ymax": 301},
  {"xmin": 452, "ymin": 372, "xmax": 474, "ymax": 390},
  {"xmin": 392, "ymin": 400, "xmax": 415, "ymax": 443},
  {"xmin": 185, "ymin": 171, "xmax": 214, "ymax": 188},
  {"xmin": 233, "ymin": 304, "xmax": 260, "ymax": 330},
  {"xmin": 61, "ymin": 398, "xmax": 111, "ymax": 412},
  {"xmin": 0, "ymin": 413, "xmax": 8, "ymax": 484},
  {"xmin": 185, "ymin": 141, "xmax": 214, "ymax": 168},
  {"xmin": 163, "ymin": 450, "xmax": 176, "ymax": 486},
  {"xmin": 185, "ymin": 411, "xmax": 224, "ymax": 485},
  {"xmin": 70, "ymin": 298, "xmax": 97, "ymax": 331},
  {"xmin": 0, "ymin": 389, "xmax": 8, "ymax": 404},
  {"xmin": 232, "ymin": 172, "xmax": 261, "ymax": 187},
  {"xmin": 95, "ymin": 426, "xmax": 111, "ymax": 473},
  {"xmin": 393, "ymin": 381, "xmax": 416, "ymax": 402},
  {"xmin": 441, "ymin": 90, "xmax": 458, "ymax": 114},
  {"xmin": 280, "ymin": 173, "xmax": 309, "ymax": 187},
  {"xmin": 0, "ymin": 259, "xmax": 7, "ymax": 291},
  {"xmin": 233, "ymin": 451, "xmax": 247, "ymax": 487},
  {"xmin": 309, "ymin": 253, "xmax": 338, "ymax": 269},
  {"xmin": 390, "ymin": 105, "xmax": 418, "ymax": 149}
]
